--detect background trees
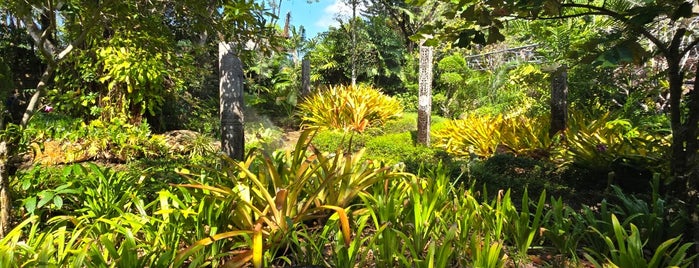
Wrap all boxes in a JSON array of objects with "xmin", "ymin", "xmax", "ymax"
[
  {"xmin": 0, "ymin": 0, "xmax": 274, "ymax": 236},
  {"xmin": 414, "ymin": 0, "xmax": 698, "ymax": 257}
]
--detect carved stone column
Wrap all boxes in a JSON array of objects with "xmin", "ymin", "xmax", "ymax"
[
  {"xmin": 417, "ymin": 44, "xmax": 433, "ymax": 146},
  {"xmin": 301, "ymin": 58, "xmax": 311, "ymax": 98},
  {"xmin": 550, "ymin": 65, "xmax": 568, "ymax": 138},
  {"xmin": 219, "ymin": 42, "xmax": 245, "ymax": 161}
]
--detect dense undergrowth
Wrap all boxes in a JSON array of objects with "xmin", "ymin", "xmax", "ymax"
[
  {"xmin": 2, "ymin": 111, "xmax": 695, "ymax": 267},
  {"xmin": 0, "ymin": 85, "xmax": 694, "ymax": 267}
]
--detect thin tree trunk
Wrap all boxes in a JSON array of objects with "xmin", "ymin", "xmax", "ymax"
[
  {"xmin": 20, "ymin": 64, "xmax": 54, "ymax": 126},
  {"xmin": 0, "ymin": 141, "xmax": 10, "ymax": 238},
  {"xmin": 549, "ymin": 65, "xmax": 568, "ymax": 137},
  {"xmin": 668, "ymin": 62, "xmax": 686, "ymax": 180},
  {"xmin": 219, "ymin": 42, "xmax": 245, "ymax": 161},
  {"xmin": 666, "ymin": 53, "xmax": 699, "ymax": 262},
  {"xmin": 417, "ymin": 44, "xmax": 433, "ymax": 146}
]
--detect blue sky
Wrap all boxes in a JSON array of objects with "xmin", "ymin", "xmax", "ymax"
[{"xmin": 278, "ymin": 0, "xmax": 357, "ymax": 39}]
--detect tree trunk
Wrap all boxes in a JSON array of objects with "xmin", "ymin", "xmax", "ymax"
[
  {"xmin": 549, "ymin": 65, "xmax": 568, "ymax": 137},
  {"xmin": 417, "ymin": 44, "xmax": 433, "ymax": 146},
  {"xmin": 667, "ymin": 54, "xmax": 699, "ymax": 263},
  {"xmin": 301, "ymin": 58, "xmax": 311, "ymax": 98},
  {"xmin": 219, "ymin": 42, "xmax": 245, "ymax": 161},
  {"xmin": 0, "ymin": 141, "xmax": 11, "ymax": 238},
  {"xmin": 21, "ymin": 64, "xmax": 55, "ymax": 126},
  {"xmin": 668, "ymin": 63, "xmax": 686, "ymax": 180},
  {"xmin": 686, "ymin": 55, "xmax": 699, "ymax": 266}
]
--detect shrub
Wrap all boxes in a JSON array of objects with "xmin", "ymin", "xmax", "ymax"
[
  {"xmin": 467, "ymin": 154, "xmax": 573, "ymax": 198},
  {"xmin": 556, "ymin": 111, "xmax": 669, "ymax": 177},
  {"xmin": 298, "ymin": 84, "xmax": 403, "ymax": 132},
  {"xmin": 311, "ymin": 130, "xmax": 368, "ymax": 153},
  {"xmin": 434, "ymin": 114, "xmax": 556, "ymax": 159},
  {"xmin": 30, "ymin": 116, "xmax": 167, "ymax": 164},
  {"xmin": 175, "ymin": 129, "xmax": 410, "ymax": 266}
]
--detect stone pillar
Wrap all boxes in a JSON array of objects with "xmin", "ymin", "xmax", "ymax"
[
  {"xmin": 219, "ymin": 42, "xmax": 245, "ymax": 161},
  {"xmin": 550, "ymin": 65, "xmax": 568, "ymax": 138},
  {"xmin": 301, "ymin": 58, "xmax": 311, "ymax": 97},
  {"xmin": 417, "ymin": 44, "xmax": 433, "ymax": 146}
]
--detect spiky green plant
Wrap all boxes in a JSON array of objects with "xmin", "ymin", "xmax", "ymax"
[
  {"xmin": 174, "ymin": 128, "xmax": 409, "ymax": 266},
  {"xmin": 298, "ymin": 84, "xmax": 403, "ymax": 133},
  {"xmin": 584, "ymin": 214, "xmax": 696, "ymax": 268}
]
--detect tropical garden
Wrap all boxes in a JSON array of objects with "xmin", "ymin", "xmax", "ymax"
[{"xmin": 0, "ymin": 0, "xmax": 697, "ymax": 267}]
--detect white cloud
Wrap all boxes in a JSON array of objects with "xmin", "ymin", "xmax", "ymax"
[{"xmin": 315, "ymin": 0, "xmax": 364, "ymax": 29}]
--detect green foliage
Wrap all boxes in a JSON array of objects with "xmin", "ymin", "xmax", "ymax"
[
  {"xmin": 96, "ymin": 41, "xmax": 172, "ymax": 119},
  {"xmin": 0, "ymin": 58, "xmax": 13, "ymax": 100},
  {"xmin": 543, "ymin": 196, "xmax": 587, "ymax": 263},
  {"xmin": 394, "ymin": 92, "xmax": 418, "ymax": 113},
  {"xmin": 310, "ymin": 113, "xmax": 457, "ymax": 174},
  {"xmin": 245, "ymin": 52, "xmax": 300, "ymax": 121},
  {"xmin": 174, "ymin": 129, "xmax": 410, "ymax": 266},
  {"xmin": 584, "ymin": 214, "xmax": 696, "ymax": 268},
  {"xmin": 2, "ymin": 164, "xmax": 193, "ymax": 267},
  {"xmin": 4, "ymin": 154, "xmax": 697, "ymax": 267},
  {"xmin": 467, "ymin": 154, "xmax": 578, "ymax": 200},
  {"xmin": 26, "ymin": 114, "xmax": 166, "ymax": 164},
  {"xmin": 307, "ymin": 17, "xmax": 408, "ymax": 92},
  {"xmin": 604, "ymin": 183, "xmax": 687, "ymax": 252},
  {"xmin": 435, "ymin": 53, "xmax": 468, "ymax": 117},
  {"xmin": 503, "ymin": 189, "xmax": 547, "ymax": 264},
  {"xmin": 298, "ymin": 84, "xmax": 403, "ymax": 133},
  {"xmin": 557, "ymin": 111, "xmax": 669, "ymax": 174}
]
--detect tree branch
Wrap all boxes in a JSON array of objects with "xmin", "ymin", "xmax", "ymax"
[
  {"xmin": 669, "ymin": 28, "xmax": 687, "ymax": 56},
  {"xmin": 549, "ymin": 3, "xmax": 669, "ymax": 56},
  {"xmin": 680, "ymin": 38, "xmax": 699, "ymax": 58},
  {"xmin": 21, "ymin": 14, "xmax": 56, "ymax": 65},
  {"xmin": 19, "ymin": 5, "xmax": 101, "ymax": 127},
  {"xmin": 510, "ymin": 11, "xmax": 607, "ymax": 20}
]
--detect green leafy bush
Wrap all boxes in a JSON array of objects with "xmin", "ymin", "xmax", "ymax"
[
  {"xmin": 30, "ymin": 116, "xmax": 166, "ymax": 164},
  {"xmin": 467, "ymin": 154, "xmax": 574, "ymax": 199},
  {"xmin": 2, "ymin": 164, "xmax": 193, "ymax": 267},
  {"xmin": 298, "ymin": 84, "xmax": 403, "ymax": 132}
]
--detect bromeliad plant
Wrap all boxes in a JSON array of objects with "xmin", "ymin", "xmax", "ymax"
[
  {"xmin": 556, "ymin": 111, "xmax": 668, "ymax": 172},
  {"xmin": 434, "ymin": 114, "xmax": 557, "ymax": 158},
  {"xmin": 174, "ymin": 128, "xmax": 410, "ymax": 266},
  {"xmin": 298, "ymin": 84, "xmax": 403, "ymax": 133}
]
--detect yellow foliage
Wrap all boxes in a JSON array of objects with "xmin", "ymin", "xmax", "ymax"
[
  {"xmin": 298, "ymin": 84, "xmax": 403, "ymax": 133},
  {"xmin": 434, "ymin": 114, "xmax": 556, "ymax": 158}
]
